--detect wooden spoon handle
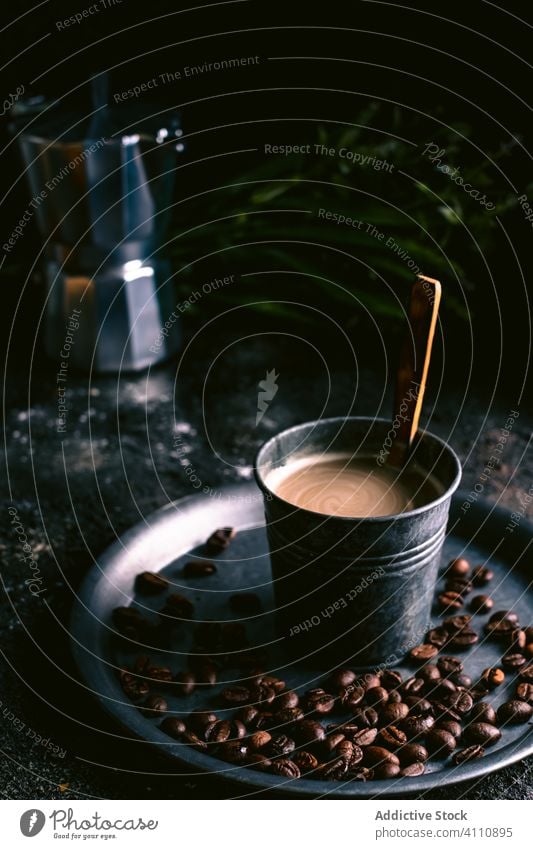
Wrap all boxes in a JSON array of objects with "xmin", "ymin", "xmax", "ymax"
[{"xmin": 387, "ymin": 275, "xmax": 442, "ymax": 468}]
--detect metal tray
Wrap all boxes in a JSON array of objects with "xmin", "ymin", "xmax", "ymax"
[{"xmin": 70, "ymin": 485, "xmax": 533, "ymax": 798}]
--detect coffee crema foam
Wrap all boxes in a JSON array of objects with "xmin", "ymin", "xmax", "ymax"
[{"xmin": 267, "ymin": 453, "xmax": 442, "ymax": 518}]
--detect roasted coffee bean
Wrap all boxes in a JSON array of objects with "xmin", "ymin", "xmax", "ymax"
[
  {"xmin": 221, "ymin": 685, "xmax": 251, "ymax": 705},
  {"xmin": 453, "ymin": 745, "xmax": 484, "ymax": 765},
  {"xmin": 135, "ymin": 571, "xmax": 169, "ymax": 594},
  {"xmin": 403, "ymin": 697, "xmax": 433, "ymax": 716},
  {"xmin": 197, "ymin": 663, "xmax": 217, "ymax": 686},
  {"xmin": 442, "ymin": 614, "xmax": 472, "ymax": 632},
  {"xmin": 174, "ymin": 671, "xmax": 196, "ymax": 696},
  {"xmin": 490, "ymin": 609, "xmax": 520, "ymax": 625},
  {"xmin": 248, "ymin": 731, "xmax": 272, "ymax": 750},
  {"xmin": 160, "ymin": 717, "xmax": 186, "ymax": 738},
  {"xmin": 525, "ymin": 627, "xmax": 533, "ymax": 643},
  {"xmin": 206, "ymin": 719, "xmax": 246, "ymax": 743},
  {"xmin": 303, "ymin": 689, "xmax": 336, "ymax": 714},
  {"xmin": 228, "ymin": 592, "xmax": 262, "ymax": 614},
  {"xmin": 217, "ymin": 740, "xmax": 248, "ymax": 762},
  {"xmin": 236, "ymin": 705, "xmax": 259, "ymax": 724},
  {"xmin": 450, "ymin": 672, "xmax": 472, "ymax": 688},
  {"xmin": 314, "ymin": 757, "xmax": 348, "ymax": 780},
  {"xmin": 400, "ymin": 715, "xmax": 434, "ymax": 739},
  {"xmin": 268, "ymin": 734, "xmax": 296, "ymax": 756},
  {"xmin": 358, "ymin": 673, "xmax": 382, "ymax": 691},
  {"xmin": 447, "ymin": 557, "xmax": 470, "ymax": 577},
  {"xmin": 374, "ymin": 763, "xmax": 401, "ymax": 779},
  {"xmin": 502, "ymin": 653, "xmax": 526, "ymax": 670},
  {"xmin": 337, "ymin": 739, "xmax": 363, "ymax": 767},
  {"xmin": 119, "ymin": 670, "xmax": 150, "ymax": 701},
  {"xmin": 433, "ymin": 678, "xmax": 458, "ymax": 700},
  {"xmin": 419, "ymin": 664, "xmax": 442, "ymax": 683},
  {"xmin": 426, "ymin": 627, "xmax": 449, "ymax": 648},
  {"xmin": 469, "ymin": 680, "xmax": 491, "ymax": 701},
  {"xmin": 183, "ymin": 560, "xmax": 217, "ymax": 578},
  {"xmin": 113, "ymin": 607, "xmax": 146, "ymax": 638},
  {"xmin": 160, "ymin": 593, "xmax": 194, "ymax": 620},
  {"xmin": 468, "ymin": 702, "xmax": 497, "ymax": 725},
  {"xmin": 380, "ymin": 702, "xmax": 410, "ymax": 725},
  {"xmin": 526, "ymin": 643, "xmax": 533, "ymax": 658},
  {"xmin": 380, "ymin": 669, "xmax": 403, "ymax": 690},
  {"xmin": 432, "ymin": 701, "xmax": 462, "ymax": 723},
  {"xmin": 351, "ymin": 707, "xmax": 379, "ymax": 728},
  {"xmin": 351, "ymin": 727, "xmax": 378, "ymax": 747},
  {"xmin": 249, "ymin": 684, "xmax": 277, "ymax": 707},
  {"xmin": 471, "ymin": 565, "xmax": 494, "ymax": 586},
  {"xmin": 508, "ymin": 629, "xmax": 527, "ymax": 650},
  {"xmin": 400, "ymin": 762, "xmax": 425, "ymax": 776},
  {"xmin": 321, "ymin": 733, "xmax": 346, "ymax": 756},
  {"xmin": 464, "ymin": 722, "xmax": 501, "ymax": 746},
  {"xmin": 445, "ymin": 577, "xmax": 473, "ymax": 595},
  {"xmin": 497, "ymin": 699, "xmax": 533, "ymax": 724},
  {"xmin": 447, "ymin": 629, "xmax": 479, "ymax": 649},
  {"xmin": 182, "ymin": 731, "xmax": 208, "ymax": 752},
  {"xmin": 363, "ymin": 746, "xmax": 400, "ymax": 768},
  {"xmin": 409, "ymin": 644, "xmax": 439, "ymax": 662},
  {"xmin": 206, "ymin": 526, "xmax": 236, "ymax": 552},
  {"xmin": 273, "ymin": 707, "xmax": 305, "ymax": 726},
  {"xmin": 438, "ymin": 592, "xmax": 463, "ymax": 611},
  {"xmin": 378, "ymin": 726, "xmax": 407, "ymax": 748},
  {"xmin": 258, "ymin": 675, "xmax": 286, "ymax": 693},
  {"xmin": 470, "ymin": 594, "xmax": 494, "ymax": 614},
  {"xmin": 425, "ymin": 728, "xmax": 457, "ymax": 757},
  {"xmin": 293, "ymin": 751, "xmax": 319, "ymax": 772},
  {"xmin": 480, "ymin": 666, "xmax": 505, "ymax": 688},
  {"xmin": 387, "ymin": 690, "xmax": 402, "ymax": 704},
  {"xmin": 436, "ymin": 720, "xmax": 462, "ymax": 739},
  {"xmin": 145, "ymin": 665, "xmax": 173, "ymax": 683},
  {"xmin": 269, "ymin": 758, "xmax": 300, "ymax": 779},
  {"xmin": 518, "ymin": 664, "xmax": 533, "ymax": 683},
  {"xmin": 365, "ymin": 686, "xmax": 389, "ymax": 708},
  {"xmin": 398, "ymin": 743, "xmax": 428, "ymax": 766},
  {"xmin": 250, "ymin": 712, "xmax": 273, "ymax": 731},
  {"xmin": 449, "ymin": 690, "xmax": 474, "ymax": 716},
  {"xmin": 438, "ymin": 656, "xmax": 463, "ymax": 676},
  {"xmin": 516, "ymin": 682, "xmax": 533, "ymax": 704},
  {"xmin": 338, "ymin": 684, "xmax": 365, "ymax": 708},
  {"xmin": 400, "ymin": 677, "xmax": 426, "ymax": 696},
  {"xmin": 293, "ymin": 719, "xmax": 326, "ymax": 744},
  {"xmin": 274, "ymin": 691, "xmax": 299, "ymax": 711},
  {"xmin": 329, "ymin": 668, "xmax": 357, "ymax": 689},
  {"xmin": 346, "ymin": 767, "xmax": 374, "ymax": 781},
  {"xmin": 188, "ymin": 710, "xmax": 217, "ymax": 732},
  {"xmin": 140, "ymin": 694, "xmax": 167, "ymax": 716}
]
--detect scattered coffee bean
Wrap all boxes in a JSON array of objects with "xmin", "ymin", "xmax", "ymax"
[
  {"xmin": 481, "ymin": 667, "xmax": 505, "ymax": 688},
  {"xmin": 273, "ymin": 707, "xmax": 305, "ymax": 725},
  {"xmin": 188, "ymin": 711, "xmax": 217, "ymax": 732},
  {"xmin": 437, "ymin": 656, "xmax": 463, "ymax": 676},
  {"xmin": 409, "ymin": 643, "xmax": 439, "ymax": 661},
  {"xmin": 365, "ymin": 686, "xmax": 390, "ymax": 708},
  {"xmin": 329, "ymin": 668, "xmax": 357, "ymax": 689},
  {"xmin": 338, "ymin": 683, "xmax": 365, "ymax": 708},
  {"xmin": 490, "ymin": 609, "xmax": 520, "ymax": 625},
  {"xmin": 426, "ymin": 627, "xmax": 449, "ymax": 648},
  {"xmin": 436, "ymin": 720, "xmax": 462, "ymax": 739},
  {"xmin": 425, "ymin": 728, "xmax": 457, "ymax": 756},
  {"xmin": 447, "ymin": 629, "xmax": 479, "ymax": 649},
  {"xmin": 518, "ymin": 664, "xmax": 533, "ymax": 683},
  {"xmin": 471, "ymin": 565, "xmax": 494, "ymax": 586},
  {"xmin": 182, "ymin": 731, "xmax": 208, "ymax": 752},
  {"xmin": 497, "ymin": 699, "xmax": 533, "ymax": 724},
  {"xmin": 221, "ymin": 685, "xmax": 251, "ymax": 705},
  {"xmin": 302, "ymin": 688, "xmax": 336, "ymax": 714},
  {"xmin": 378, "ymin": 725, "xmax": 407, "ymax": 748},
  {"xmin": 274, "ymin": 690, "xmax": 299, "ymax": 711},
  {"xmin": 160, "ymin": 717, "xmax": 186, "ymax": 738},
  {"xmin": 400, "ymin": 762, "xmax": 425, "ymax": 776},
  {"xmin": 293, "ymin": 719, "xmax": 326, "ymax": 744},
  {"xmin": 468, "ymin": 702, "xmax": 497, "ymax": 725},
  {"xmin": 464, "ymin": 722, "xmax": 501, "ymax": 746},
  {"xmin": 206, "ymin": 527, "xmax": 236, "ymax": 552},
  {"xmin": 248, "ymin": 731, "xmax": 272, "ymax": 750},
  {"xmin": 141, "ymin": 694, "xmax": 168, "ymax": 716},
  {"xmin": 174, "ymin": 671, "xmax": 196, "ymax": 696},
  {"xmin": 380, "ymin": 702, "xmax": 409, "ymax": 725},
  {"xmin": 400, "ymin": 715, "xmax": 434, "ymax": 739},
  {"xmin": 269, "ymin": 758, "xmax": 300, "ymax": 778},
  {"xmin": 217, "ymin": 740, "xmax": 248, "ymax": 762},
  {"xmin": 398, "ymin": 743, "xmax": 428, "ymax": 765},
  {"xmin": 293, "ymin": 751, "xmax": 319, "ymax": 771},
  {"xmin": 374, "ymin": 762, "xmax": 401, "ymax": 779},
  {"xmin": 452, "ymin": 745, "xmax": 485, "ymax": 765},
  {"xmin": 470, "ymin": 594, "xmax": 494, "ymax": 614},
  {"xmin": 184, "ymin": 560, "xmax": 217, "ymax": 578},
  {"xmin": 119, "ymin": 670, "xmax": 150, "ymax": 701},
  {"xmin": 268, "ymin": 734, "xmax": 296, "ymax": 756},
  {"xmin": 508, "ymin": 628, "xmax": 527, "ymax": 651},
  {"xmin": 446, "ymin": 557, "xmax": 470, "ymax": 577},
  {"xmin": 515, "ymin": 682, "xmax": 533, "ymax": 704},
  {"xmin": 363, "ymin": 746, "xmax": 400, "ymax": 768},
  {"xmin": 502, "ymin": 653, "xmax": 526, "ymax": 670},
  {"xmin": 350, "ymin": 727, "xmax": 378, "ymax": 747},
  {"xmin": 380, "ymin": 669, "xmax": 403, "ymax": 689},
  {"xmin": 160, "ymin": 593, "xmax": 194, "ymax": 620},
  {"xmin": 135, "ymin": 571, "xmax": 169, "ymax": 594},
  {"xmin": 438, "ymin": 592, "xmax": 463, "ymax": 611}
]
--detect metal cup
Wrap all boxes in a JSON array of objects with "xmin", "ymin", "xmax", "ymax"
[{"xmin": 254, "ymin": 416, "xmax": 461, "ymax": 667}]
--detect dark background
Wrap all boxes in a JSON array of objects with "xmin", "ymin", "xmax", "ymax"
[{"xmin": 0, "ymin": 0, "xmax": 532, "ymax": 801}]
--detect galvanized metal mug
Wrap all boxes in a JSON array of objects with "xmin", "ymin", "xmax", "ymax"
[{"xmin": 254, "ymin": 417, "xmax": 461, "ymax": 667}]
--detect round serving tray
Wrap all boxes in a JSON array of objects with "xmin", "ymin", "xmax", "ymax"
[{"xmin": 70, "ymin": 484, "xmax": 533, "ymax": 798}]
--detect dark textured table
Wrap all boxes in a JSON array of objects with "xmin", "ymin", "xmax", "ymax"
[{"xmin": 1, "ymin": 328, "xmax": 532, "ymax": 800}]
